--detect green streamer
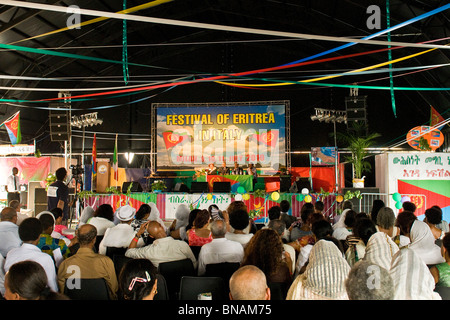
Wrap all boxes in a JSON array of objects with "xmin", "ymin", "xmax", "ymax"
[
  {"xmin": 122, "ymin": 0, "xmax": 130, "ymax": 85},
  {"xmin": 387, "ymin": 0, "xmax": 397, "ymax": 117}
]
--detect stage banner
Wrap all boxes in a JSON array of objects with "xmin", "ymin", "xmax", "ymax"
[
  {"xmin": 165, "ymin": 193, "xmax": 231, "ymax": 219},
  {"xmin": 197, "ymin": 174, "xmax": 253, "ymax": 192},
  {"xmin": 154, "ymin": 102, "xmax": 287, "ymax": 171},
  {"xmin": 0, "ymin": 156, "xmax": 51, "ymax": 187},
  {"xmin": 376, "ymin": 152, "xmax": 450, "ymax": 220}
]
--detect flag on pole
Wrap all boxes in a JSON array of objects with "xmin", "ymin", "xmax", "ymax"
[
  {"xmin": 1, "ymin": 111, "xmax": 22, "ymax": 145},
  {"xmin": 92, "ymin": 133, "xmax": 97, "ymax": 176},
  {"xmin": 113, "ymin": 134, "xmax": 118, "ymax": 181},
  {"xmin": 430, "ymin": 106, "xmax": 445, "ymax": 130}
]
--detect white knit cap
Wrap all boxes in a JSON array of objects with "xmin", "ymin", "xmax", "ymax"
[{"xmin": 116, "ymin": 205, "xmax": 136, "ymax": 221}]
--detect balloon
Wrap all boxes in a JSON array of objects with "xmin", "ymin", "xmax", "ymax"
[
  {"xmin": 392, "ymin": 192, "xmax": 402, "ymax": 202},
  {"xmin": 301, "ymin": 188, "xmax": 309, "ymax": 195},
  {"xmin": 235, "ymin": 194, "xmax": 243, "ymax": 201},
  {"xmin": 395, "ymin": 201, "xmax": 403, "ymax": 209},
  {"xmin": 296, "ymin": 194, "xmax": 305, "ymax": 202},
  {"xmin": 271, "ymin": 192, "xmax": 280, "ymax": 201},
  {"xmin": 206, "ymin": 193, "xmax": 213, "ymax": 200},
  {"xmin": 243, "ymin": 193, "xmax": 250, "ymax": 200},
  {"xmin": 401, "ymin": 195, "xmax": 411, "ymax": 203},
  {"xmin": 304, "ymin": 195, "xmax": 312, "ymax": 203},
  {"xmin": 237, "ymin": 186, "xmax": 245, "ymax": 194},
  {"xmin": 336, "ymin": 195, "xmax": 344, "ymax": 203}
]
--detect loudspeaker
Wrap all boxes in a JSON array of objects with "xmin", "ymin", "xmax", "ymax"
[
  {"xmin": 280, "ymin": 175, "xmax": 292, "ymax": 192},
  {"xmin": 122, "ymin": 181, "xmax": 143, "ymax": 192},
  {"xmin": 173, "ymin": 183, "xmax": 189, "ymax": 193},
  {"xmin": 190, "ymin": 182, "xmax": 208, "ymax": 193},
  {"xmin": 213, "ymin": 182, "xmax": 231, "ymax": 193},
  {"xmin": 49, "ymin": 103, "xmax": 71, "ymax": 141},
  {"xmin": 296, "ymin": 178, "xmax": 311, "ymax": 193}
]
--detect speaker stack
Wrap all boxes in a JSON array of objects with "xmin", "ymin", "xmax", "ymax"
[{"xmin": 49, "ymin": 103, "xmax": 71, "ymax": 141}]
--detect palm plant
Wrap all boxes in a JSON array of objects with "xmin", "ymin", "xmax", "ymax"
[{"xmin": 336, "ymin": 122, "xmax": 381, "ymax": 180}]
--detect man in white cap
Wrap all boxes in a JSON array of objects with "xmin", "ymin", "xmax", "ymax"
[{"xmin": 98, "ymin": 205, "xmax": 144, "ymax": 255}]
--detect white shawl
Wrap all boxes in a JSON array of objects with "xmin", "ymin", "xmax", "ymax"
[
  {"xmin": 363, "ymin": 231, "xmax": 399, "ymax": 271},
  {"xmin": 408, "ymin": 220, "xmax": 444, "ymax": 265}
]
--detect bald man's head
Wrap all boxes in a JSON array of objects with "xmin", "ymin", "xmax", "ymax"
[
  {"xmin": 1, "ymin": 207, "xmax": 17, "ymax": 222},
  {"xmin": 229, "ymin": 265, "xmax": 270, "ymax": 300},
  {"xmin": 147, "ymin": 221, "xmax": 167, "ymax": 239},
  {"xmin": 76, "ymin": 224, "xmax": 97, "ymax": 246}
]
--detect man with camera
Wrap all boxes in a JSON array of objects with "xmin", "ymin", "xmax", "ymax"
[{"xmin": 47, "ymin": 167, "xmax": 70, "ymax": 224}]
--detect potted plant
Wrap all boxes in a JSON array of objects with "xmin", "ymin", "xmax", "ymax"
[
  {"xmin": 151, "ymin": 180, "xmax": 167, "ymax": 193},
  {"xmin": 336, "ymin": 122, "xmax": 380, "ymax": 188}
]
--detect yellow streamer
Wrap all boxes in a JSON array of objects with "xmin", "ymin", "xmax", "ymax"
[
  {"xmin": 216, "ymin": 44, "xmax": 448, "ymax": 88},
  {"xmin": 9, "ymin": 0, "xmax": 173, "ymax": 45}
]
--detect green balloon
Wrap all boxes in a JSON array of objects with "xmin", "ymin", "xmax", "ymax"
[
  {"xmin": 296, "ymin": 194, "xmax": 305, "ymax": 202},
  {"xmin": 392, "ymin": 192, "xmax": 402, "ymax": 201},
  {"xmin": 237, "ymin": 186, "xmax": 245, "ymax": 194},
  {"xmin": 395, "ymin": 201, "xmax": 403, "ymax": 209}
]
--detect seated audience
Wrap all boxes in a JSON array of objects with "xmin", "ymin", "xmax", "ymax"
[
  {"xmin": 197, "ymin": 220, "xmax": 244, "ymax": 276},
  {"xmin": 362, "ymin": 229, "xmax": 399, "ymax": 271},
  {"xmin": 345, "ymin": 260, "xmax": 394, "ymax": 300},
  {"xmin": 369, "ymin": 199, "xmax": 385, "ymax": 225},
  {"xmin": 9, "ymin": 200, "xmax": 28, "ymax": 225},
  {"xmin": 424, "ymin": 207, "xmax": 445, "ymax": 241},
  {"xmin": 394, "ymin": 210, "xmax": 416, "ymax": 247},
  {"xmin": 0, "ymin": 207, "xmax": 21, "ymax": 258},
  {"xmin": 332, "ymin": 209, "xmax": 356, "ymax": 241},
  {"xmin": 130, "ymin": 204, "xmax": 152, "ymax": 245},
  {"xmin": 333, "ymin": 200, "xmax": 353, "ymax": 229},
  {"xmin": 118, "ymin": 258, "xmax": 158, "ymax": 300},
  {"xmin": 208, "ymin": 204, "xmax": 224, "ymax": 221},
  {"xmin": 229, "ymin": 265, "xmax": 270, "ymax": 300},
  {"xmin": 345, "ymin": 218, "xmax": 376, "ymax": 267},
  {"xmin": 268, "ymin": 219, "xmax": 296, "ymax": 272},
  {"xmin": 168, "ymin": 204, "xmax": 191, "ymax": 241},
  {"xmin": 375, "ymin": 207, "xmax": 400, "ymax": 239},
  {"xmin": 5, "ymin": 217, "xmax": 58, "ymax": 292},
  {"xmin": 290, "ymin": 206, "xmax": 314, "ymax": 241},
  {"xmin": 241, "ymin": 229, "xmax": 292, "ymax": 286},
  {"xmin": 99, "ymin": 205, "xmax": 144, "ymax": 255},
  {"xmin": 314, "ymin": 200, "xmax": 324, "ymax": 215},
  {"xmin": 187, "ymin": 209, "xmax": 212, "ymax": 246},
  {"xmin": 402, "ymin": 201, "xmax": 417, "ymax": 214},
  {"xmin": 430, "ymin": 232, "xmax": 450, "ymax": 287},
  {"xmin": 78, "ymin": 205, "xmax": 95, "ymax": 227},
  {"xmin": 57, "ymin": 224, "xmax": 118, "ymax": 299},
  {"xmin": 265, "ymin": 205, "xmax": 290, "ymax": 242},
  {"xmin": 125, "ymin": 221, "xmax": 197, "ymax": 269},
  {"xmin": 87, "ymin": 204, "xmax": 116, "ymax": 236},
  {"xmin": 4, "ymin": 261, "xmax": 68, "ymax": 300},
  {"xmin": 148, "ymin": 202, "xmax": 168, "ymax": 234},
  {"xmin": 390, "ymin": 247, "xmax": 441, "ymax": 300},
  {"xmin": 225, "ymin": 208, "xmax": 253, "ymax": 248},
  {"xmin": 49, "ymin": 207, "xmax": 74, "ymax": 240},
  {"xmin": 37, "ymin": 212, "xmax": 71, "ymax": 261},
  {"xmin": 280, "ymin": 200, "xmax": 296, "ymax": 230},
  {"xmin": 287, "ymin": 239, "xmax": 350, "ymax": 300},
  {"xmin": 408, "ymin": 220, "xmax": 444, "ymax": 266},
  {"xmin": 432, "ymin": 205, "xmax": 449, "ymax": 233}
]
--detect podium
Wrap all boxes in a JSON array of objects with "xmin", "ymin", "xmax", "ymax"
[{"xmin": 96, "ymin": 160, "xmax": 110, "ymax": 193}]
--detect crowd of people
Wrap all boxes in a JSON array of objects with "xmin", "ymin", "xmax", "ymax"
[{"xmin": 0, "ymin": 194, "xmax": 449, "ymax": 301}]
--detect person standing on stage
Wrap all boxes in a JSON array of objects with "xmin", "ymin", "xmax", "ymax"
[
  {"xmin": 231, "ymin": 162, "xmax": 243, "ymax": 175},
  {"xmin": 218, "ymin": 161, "xmax": 229, "ymax": 175},
  {"xmin": 47, "ymin": 168, "xmax": 70, "ymax": 224},
  {"xmin": 247, "ymin": 163, "xmax": 258, "ymax": 188},
  {"xmin": 6, "ymin": 167, "xmax": 20, "ymax": 203}
]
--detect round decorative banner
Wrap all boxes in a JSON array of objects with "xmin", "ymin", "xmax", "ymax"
[{"xmin": 406, "ymin": 125, "xmax": 444, "ymax": 151}]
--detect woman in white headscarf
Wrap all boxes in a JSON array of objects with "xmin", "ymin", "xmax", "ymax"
[
  {"xmin": 363, "ymin": 231, "xmax": 399, "ymax": 271},
  {"xmin": 390, "ymin": 248, "xmax": 441, "ymax": 300},
  {"xmin": 147, "ymin": 202, "xmax": 168, "ymax": 234},
  {"xmin": 169, "ymin": 204, "xmax": 191, "ymax": 240},
  {"xmin": 286, "ymin": 239, "xmax": 351, "ymax": 300},
  {"xmin": 408, "ymin": 220, "xmax": 444, "ymax": 266}
]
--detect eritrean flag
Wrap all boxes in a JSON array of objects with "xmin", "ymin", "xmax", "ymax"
[
  {"xmin": 162, "ymin": 131, "xmax": 190, "ymax": 149},
  {"xmin": 1, "ymin": 111, "xmax": 21, "ymax": 145},
  {"xmin": 430, "ymin": 106, "xmax": 445, "ymax": 130}
]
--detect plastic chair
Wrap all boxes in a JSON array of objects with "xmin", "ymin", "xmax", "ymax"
[
  {"xmin": 179, "ymin": 276, "xmax": 227, "ymax": 300},
  {"xmin": 434, "ymin": 286, "xmax": 450, "ymax": 300},
  {"xmin": 64, "ymin": 278, "xmax": 110, "ymax": 300},
  {"xmin": 204, "ymin": 262, "xmax": 240, "ymax": 294},
  {"xmin": 158, "ymin": 259, "xmax": 196, "ymax": 300},
  {"xmin": 154, "ymin": 274, "xmax": 169, "ymax": 300},
  {"xmin": 112, "ymin": 254, "xmax": 133, "ymax": 277},
  {"xmin": 105, "ymin": 247, "xmax": 127, "ymax": 260},
  {"xmin": 189, "ymin": 246, "xmax": 202, "ymax": 260}
]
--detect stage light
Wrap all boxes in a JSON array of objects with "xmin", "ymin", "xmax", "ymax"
[{"xmin": 124, "ymin": 152, "xmax": 135, "ymax": 164}]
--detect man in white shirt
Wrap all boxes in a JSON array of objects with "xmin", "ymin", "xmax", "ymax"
[
  {"xmin": 125, "ymin": 221, "xmax": 197, "ymax": 269},
  {"xmin": 99, "ymin": 205, "xmax": 144, "ymax": 255},
  {"xmin": 0, "ymin": 207, "xmax": 21, "ymax": 258},
  {"xmin": 197, "ymin": 220, "xmax": 244, "ymax": 276},
  {"xmin": 6, "ymin": 167, "xmax": 20, "ymax": 204},
  {"xmin": 4, "ymin": 217, "xmax": 58, "ymax": 292}
]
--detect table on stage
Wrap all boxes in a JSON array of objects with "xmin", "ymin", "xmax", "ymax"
[{"xmin": 196, "ymin": 174, "xmax": 254, "ymax": 192}]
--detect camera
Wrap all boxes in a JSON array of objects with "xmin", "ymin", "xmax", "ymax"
[{"xmin": 70, "ymin": 164, "xmax": 84, "ymax": 176}]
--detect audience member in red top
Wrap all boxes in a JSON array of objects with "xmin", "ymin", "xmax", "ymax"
[{"xmin": 187, "ymin": 209, "xmax": 213, "ymax": 246}]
